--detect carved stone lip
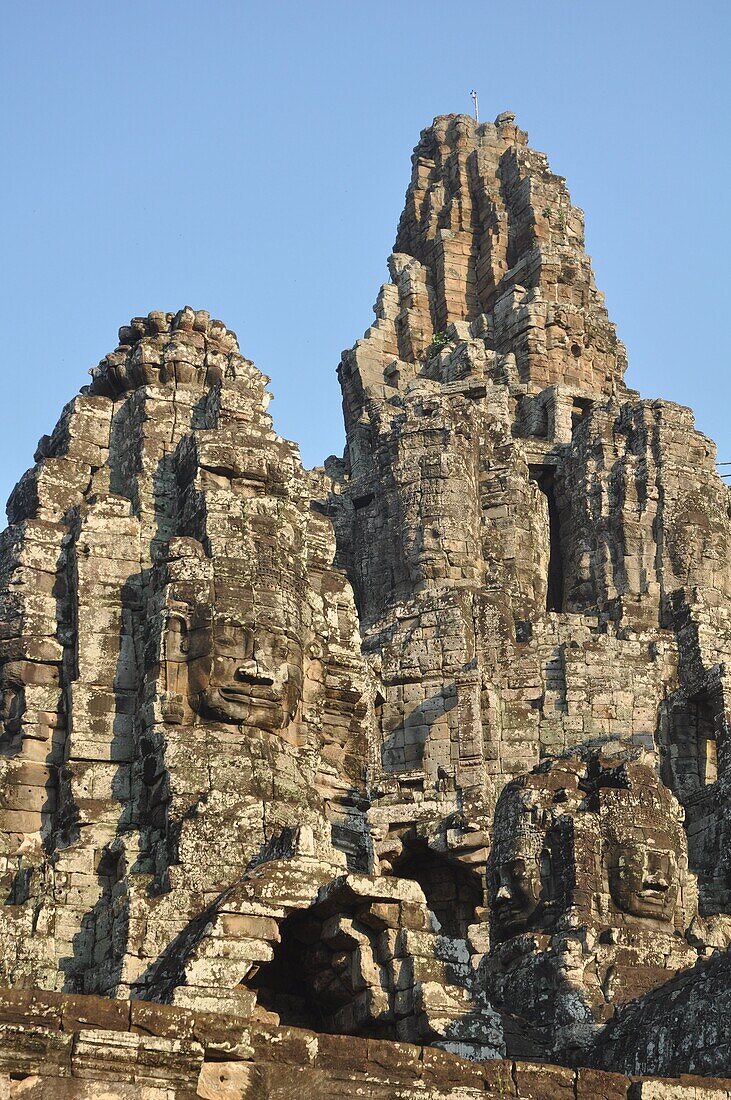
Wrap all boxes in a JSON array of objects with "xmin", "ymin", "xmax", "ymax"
[
  {"xmin": 493, "ymin": 901, "xmax": 526, "ymax": 923},
  {"xmin": 638, "ymin": 884, "xmax": 669, "ymax": 899},
  {"xmin": 233, "ymin": 672, "xmax": 275, "ymax": 687},
  {"xmin": 217, "ymin": 686, "xmax": 279, "ymax": 705}
]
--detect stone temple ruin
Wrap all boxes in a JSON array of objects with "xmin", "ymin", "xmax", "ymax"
[{"xmin": 1, "ymin": 112, "xmax": 731, "ymax": 1096}]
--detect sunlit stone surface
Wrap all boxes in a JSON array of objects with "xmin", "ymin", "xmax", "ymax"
[{"xmin": 1, "ymin": 114, "xmax": 731, "ymax": 1092}]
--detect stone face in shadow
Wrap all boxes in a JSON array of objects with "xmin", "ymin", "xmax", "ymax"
[{"xmin": 482, "ymin": 740, "xmax": 699, "ymax": 1058}]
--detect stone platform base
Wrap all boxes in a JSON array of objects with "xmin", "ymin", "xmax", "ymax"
[{"xmin": 0, "ymin": 989, "xmax": 729, "ymax": 1098}]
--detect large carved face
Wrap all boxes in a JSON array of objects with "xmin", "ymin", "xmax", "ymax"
[
  {"xmin": 488, "ymin": 786, "xmax": 559, "ymax": 937},
  {"xmin": 397, "ymin": 419, "xmax": 481, "ymax": 585},
  {"xmin": 0, "ymin": 663, "xmax": 26, "ymax": 752},
  {"xmin": 489, "ymin": 851, "xmax": 548, "ymax": 934},
  {"xmin": 607, "ymin": 827, "xmax": 679, "ymax": 922},
  {"xmin": 188, "ymin": 607, "xmax": 304, "ymax": 729}
]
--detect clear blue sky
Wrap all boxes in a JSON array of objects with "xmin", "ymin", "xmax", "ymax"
[{"xmin": 1, "ymin": 1, "xmax": 730, "ymax": 509}]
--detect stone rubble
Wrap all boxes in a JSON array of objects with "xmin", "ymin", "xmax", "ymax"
[{"xmin": 0, "ymin": 112, "xmax": 730, "ymax": 1092}]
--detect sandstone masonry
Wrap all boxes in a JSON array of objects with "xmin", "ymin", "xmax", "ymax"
[{"xmin": 0, "ymin": 113, "xmax": 730, "ymax": 1094}]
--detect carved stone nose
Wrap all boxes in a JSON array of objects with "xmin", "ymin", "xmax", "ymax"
[
  {"xmin": 235, "ymin": 661, "xmax": 274, "ymax": 685},
  {"xmin": 235, "ymin": 660, "xmax": 258, "ymax": 680},
  {"xmin": 496, "ymin": 885, "xmax": 512, "ymax": 902}
]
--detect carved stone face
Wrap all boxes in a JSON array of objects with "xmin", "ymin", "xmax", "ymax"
[
  {"xmin": 489, "ymin": 845, "xmax": 556, "ymax": 935},
  {"xmin": 488, "ymin": 779, "xmax": 571, "ymax": 938},
  {"xmin": 607, "ymin": 829, "xmax": 679, "ymax": 922},
  {"xmin": 490, "ymin": 853, "xmax": 543, "ymax": 933},
  {"xmin": 0, "ymin": 664, "xmax": 26, "ymax": 752},
  {"xmin": 397, "ymin": 424, "xmax": 481, "ymax": 585},
  {"xmin": 188, "ymin": 610, "xmax": 304, "ymax": 729}
]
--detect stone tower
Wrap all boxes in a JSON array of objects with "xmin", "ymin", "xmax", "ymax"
[
  {"xmin": 0, "ymin": 114, "xmax": 730, "ymax": 1089},
  {"xmin": 330, "ymin": 113, "xmax": 731, "ymax": 925}
]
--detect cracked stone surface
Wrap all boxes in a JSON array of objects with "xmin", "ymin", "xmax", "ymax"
[{"xmin": 1, "ymin": 113, "xmax": 731, "ymax": 1092}]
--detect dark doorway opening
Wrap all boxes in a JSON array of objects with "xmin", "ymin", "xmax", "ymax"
[
  {"xmin": 530, "ymin": 465, "xmax": 565, "ymax": 612},
  {"xmin": 571, "ymin": 397, "xmax": 593, "ymax": 437},
  {"xmin": 669, "ymin": 689, "xmax": 719, "ymax": 797},
  {"xmin": 662, "ymin": 687, "xmax": 723, "ymax": 910},
  {"xmin": 245, "ymin": 908, "xmax": 327, "ymax": 1030},
  {"xmin": 392, "ymin": 841, "xmax": 483, "ymax": 938},
  {"xmin": 245, "ymin": 905, "xmax": 394, "ymax": 1038}
]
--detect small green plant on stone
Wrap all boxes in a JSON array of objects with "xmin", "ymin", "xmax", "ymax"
[{"xmin": 428, "ymin": 330, "xmax": 450, "ymax": 355}]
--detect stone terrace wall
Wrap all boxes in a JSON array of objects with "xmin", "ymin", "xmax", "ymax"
[{"xmin": 0, "ymin": 989, "xmax": 729, "ymax": 1099}]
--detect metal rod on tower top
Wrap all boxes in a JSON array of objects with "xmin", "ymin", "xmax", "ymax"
[{"xmin": 470, "ymin": 90, "xmax": 479, "ymax": 123}]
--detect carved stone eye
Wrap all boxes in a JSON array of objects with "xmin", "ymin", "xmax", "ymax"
[{"xmin": 509, "ymin": 858, "xmax": 527, "ymax": 879}]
